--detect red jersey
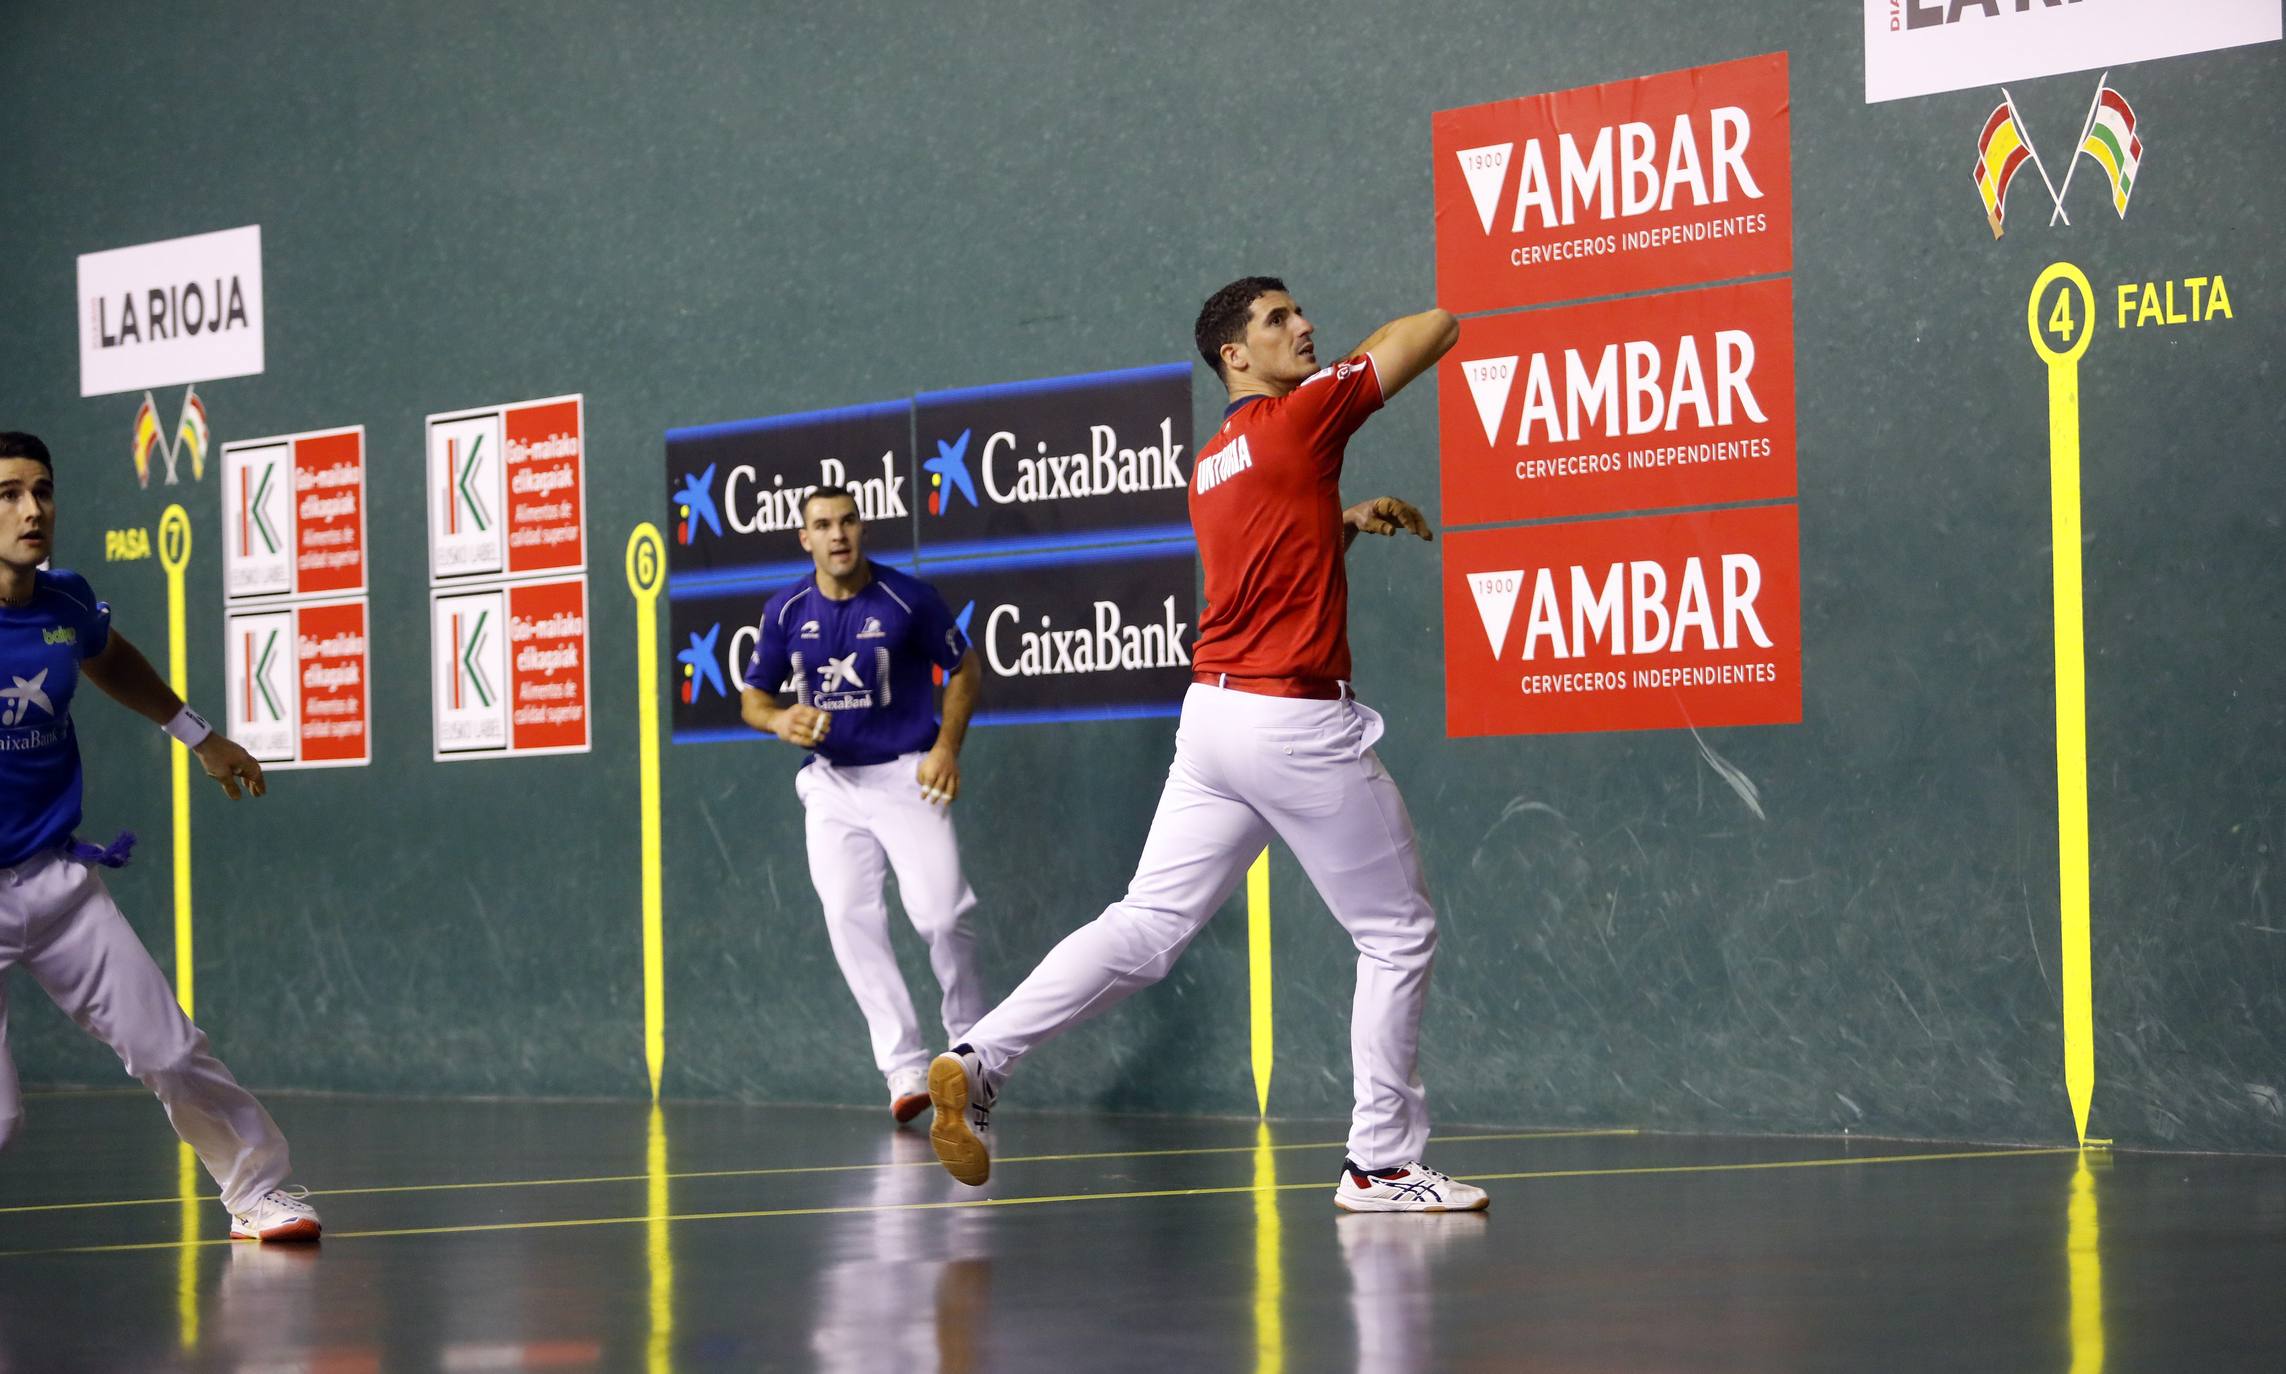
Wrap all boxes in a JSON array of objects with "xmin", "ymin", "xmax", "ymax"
[{"xmin": 1189, "ymin": 354, "xmax": 1384, "ymax": 681}]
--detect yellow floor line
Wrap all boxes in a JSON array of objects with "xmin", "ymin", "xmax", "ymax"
[
  {"xmin": 0, "ymin": 1145, "xmax": 2069, "ymax": 1260},
  {"xmin": 0, "ymin": 1129, "xmax": 1638, "ymax": 1214}
]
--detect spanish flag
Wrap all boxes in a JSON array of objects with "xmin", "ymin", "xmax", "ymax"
[
  {"xmin": 2078, "ymin": 86, "xmax": 2142, "ymax": 219},
  {"xmin": 131, "ymin": 393, "xmax": 163, "ymax": 489},
  {"xmin": 1972, "ymin": 100, "xmax": 2032, "ymax": 238},
  {"xmin": 176, "ymin": 388, "xmax": 210, "ymax": 480}
]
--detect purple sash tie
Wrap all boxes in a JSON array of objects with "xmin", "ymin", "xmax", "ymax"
[{"xmin": 64, "ymin": 831, "xmax": 137, "ymax": 869}]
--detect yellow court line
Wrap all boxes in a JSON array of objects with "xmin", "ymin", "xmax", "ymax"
[
  {"xmin": 0, "ymin": 1145, "xmax": 2071, "ymax": 1260},
  {"xmin": 625, "ymin": 525, "xmax": 668, "ymax": 1103},
  {"xmin": 0, "ymin": 1129, "xmax": 1638, "ymax": 1214},
  {"xmin": 1247, "ymin": 848, "xmax": 1273, "ymax": 1116},
  {"xmin": 156, "ymin": 506, "xmax": 193, "ymax": 1018}
]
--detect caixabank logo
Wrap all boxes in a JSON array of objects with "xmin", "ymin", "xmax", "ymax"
[
  {"xmin": 913, "ymin": 363, "xmax": 1192, "ymax": 549},
  {"xmin": 1444, "ymin": 505, "xmax": 1800, "ymax": 737},
  {"xmin": 1433, "ymin": 52, "xmax": 1792, "ymax": 312},
  {"xmin": 927, "ymin": 550, "xmax": 1197, "ymax": 725},
  {"xmin": 663, "ymin": 400, "xmax": 914, "ymax": 576}
]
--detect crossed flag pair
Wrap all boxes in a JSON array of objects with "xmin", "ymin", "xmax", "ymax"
[
  {"xmin": 1974, "ymin": 72, "xmax": 2143, "ymax": 238},
  {"xmin": 131, "ymin": 384, "xmax": 209, "ymax": 488}
]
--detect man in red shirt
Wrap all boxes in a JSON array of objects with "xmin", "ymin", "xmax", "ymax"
[{"xmin": 929, "ymin": 278, "xmax": 1485, "ymax": 1212}]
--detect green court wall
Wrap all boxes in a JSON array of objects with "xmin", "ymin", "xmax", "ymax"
[{"xmin": 2, "ymin": 1, "xmax": 2279, "ymax": 1153}]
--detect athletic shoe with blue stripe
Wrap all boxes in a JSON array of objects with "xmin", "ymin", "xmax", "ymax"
[{"xmin": 1334, "ymin": 1160, "xmax": 1489, "ymax": 1213}]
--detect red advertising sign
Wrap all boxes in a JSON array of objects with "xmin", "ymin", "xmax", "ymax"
[
  {"xmin": 1444, "ymin": 504, "xmax": 1799, "ymax": 737},
  {"xmin": 296, "ymin": 599, "xmax": 371, "ymax": 764},
  {"xmin": 1433, "ymin": 52, "xmax": 1791, "ymax": 313},
  {"xmin": 1439, "ymin": 278, "xmax": 1796, "ymax": 525},
  {"xmin": 504, "ymin": 397, "xmax": 585, "ymax": 575},
  {"xmin": 508, "ymin": 577, "xmax": 590, "ymax": 753},
  {"xmin": 291, "ymin": 429, "xmax": 366, "ymax": 595}
]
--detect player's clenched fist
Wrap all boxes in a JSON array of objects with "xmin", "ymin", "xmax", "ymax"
[
  {"xmin": 1343, "ymin": 496, "xmax": 1434, "ymax": 541},
  {"xmin": 916, "ymin": 744, "xmax": 960, "ymax": 807},
  {"xmin": 773, "ymin": 704, "xmax": 831, "ymax": 748}
]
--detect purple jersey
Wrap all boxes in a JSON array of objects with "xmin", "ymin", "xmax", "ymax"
[
  {"xmin": 1, "ymin": 570, "xmax": 113, "ymax": 868},
  {"xmin": 746, "ymin": 562, "xmax": 969, "ymax": 767}
]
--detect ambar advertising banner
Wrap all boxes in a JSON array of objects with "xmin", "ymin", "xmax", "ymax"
[
  {"xmin": 1433, "ymin": 52, "xmax": 1791, "ymax": 313},
  {"xmin": 929, "ymin": 546, "xmax": 1198, "ymax": 725},
  {"xmin": 912, "ymin": 363, "xmax": 1192, "ymax": 553},
  {"xmin": 223, "ymin": 598, "xmax": 371, "ymax": 768},
  {"xmin": 221, "ymin": 427, "xmax": 367, "ymax": 601},
  {"xmin": 1444, "ymin": 504, "xmax": 1799, "ymax": 736},
  {"xmin": 1864, "ymin": 0, "xmax": 2280, "ymax": 103},
  {"xmin": 1439, "ymin": 278, "xmax": 1797, "ymax": 525},
  {"xmin": 664, "ymin": 400, "xmax": 914, "ymax": 582}
]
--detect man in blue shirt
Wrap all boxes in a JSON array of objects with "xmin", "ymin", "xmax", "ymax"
[
  {"xmin": 740, "ymin": 485, "xmax": 985, "ymax": 1122},
  {"xmin": 0, "ymin": 432, "xmax": 319, "ymax": 1241}
]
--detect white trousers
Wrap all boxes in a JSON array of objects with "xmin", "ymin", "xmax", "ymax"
[
  {"xmin": 964, "ymin": 683, "xmax": 1439, "ymax": 1169},
  {"xmin": 0, "ymin": 850, "xmax": 291, "ymax": 1213},
  {"xmin": 798, "ymin": 754, "xmax": 985, "ymax": 1079}
]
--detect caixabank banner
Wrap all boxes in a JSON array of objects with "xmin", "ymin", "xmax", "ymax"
[
  {"xmin": 223, "ymin": 598, "xmax": 370, "ymax": 769},
  {"xmin": 1439, "ymin": 278, "xmax": 1797, "ymax": 525},
  {"xmin": 664, "ymin": 400, "xmax": 914, "ymax": 581},
  {"xmin": 666, "ymin": 584, "xmax": 796, "ymax": 741},
  {"xmin": 1444, "ymin": 504, "xmax": 1800, "ymax": 736},
  {"xmin": 1433, "ymin": 52, "xmax": 1791, "ymax": 313},
  {"xmin": 912, "ymin": 363, "xmax": 1192, "ymax": 553},
  {"xmin": 925, "ymin": 544, "xmax": 1198, "ymax": 726}
]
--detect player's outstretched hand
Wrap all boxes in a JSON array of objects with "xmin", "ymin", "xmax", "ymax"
[
  {"xmin": 916, "ymin": 745, "xmax": 960, "ymax": 807},
  {"xmin": 1343, "ymin": 496, "xmax": 1434, "ymax": 541},
  {"xmin": 192, "ymin": 734, "xmax": 267, "ymax": 800},
  {"xmin": 774, "ymin": 704, "xmax": 831, "ymax": 749}
]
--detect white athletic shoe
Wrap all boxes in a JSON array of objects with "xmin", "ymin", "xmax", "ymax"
[
  {"xmin": 927, "ymin": 1045, "xmax": 994, "ymax": 1186},
  {"xmin": 889, "ymin": 1067, "xmax": 932, "ymax": 1125},
  {"xmin": 1333, "ymin": 1161, "xmax": 1490, "ymax": 1213},
  {"xmin": 228, "ymin": 1186, "xmax": 323, "ymax": 1242}
]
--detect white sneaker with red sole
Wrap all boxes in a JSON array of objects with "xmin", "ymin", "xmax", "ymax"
[
  {"xmin": 229, "ymin": 1187, "xmax": 323, "ymax": 1242},
  {"xmin": 1333, "ymin": 1161, "xmax": 1489, "ymax": 1213},
  {"xmin": 889, "ymin": 1067, "xmax": 931, "ymax": 1124}
]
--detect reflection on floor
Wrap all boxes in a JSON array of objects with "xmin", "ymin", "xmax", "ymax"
[{"xmin": 2, "ymin": 1094, "xmax": 2282, "ymax": 1372}]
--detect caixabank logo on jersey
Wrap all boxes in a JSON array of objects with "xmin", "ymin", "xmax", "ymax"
[
  {"xmin": 664, "ymin": 400, "xmax": 915, "ymax": 577},
  {"xmin": 1433, "ymin": 52, "xmax": 1791, "ymax": 312},
  {"xmin": 1439, "ymin": 278, "xmax": 1797, "ymax": 525},
  {"xmin": 912, "ymin": 363, "xmax": 1192, "ymax": 549},
  {"xmin": 1444, "ymin": 505, "xmax": 1801, "ymax": 736}
]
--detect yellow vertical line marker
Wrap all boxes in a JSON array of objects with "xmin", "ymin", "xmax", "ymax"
[
  {"xmin": 626, "ymin": 525, "xmax": 668, "ymax": 1101},
  {"xmin": 157, "ymin": 506, "xmax": 194, "ymax": 1017},
  {"xmin": 2028, "ymin": 262, "xmax": 2098, "ymax": 1146},
  {"xmin": 1247, "ymin": 848, "xmax": 1273, "ymax": 1115},
  {"xmin": 2067, "ymin": 1149, "xmax": 2107, "ymax": 1374},
  {"xmin": 645, "ymin": 1104, "xmax": 675, "ymax": 1374},
  {"xmin": 1251, "ymin": 1120, "xmax": 1283, "ymax": 1374},
  {"xmin": 176, "ymin": 1141, "xmax": 200, "ymax": 1349}
]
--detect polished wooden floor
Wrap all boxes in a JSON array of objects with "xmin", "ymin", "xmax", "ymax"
[{"xmin": 1, "ymin": 1092, "xmax": 2280, "ymax": 1372}]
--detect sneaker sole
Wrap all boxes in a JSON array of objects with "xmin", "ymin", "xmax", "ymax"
[
  {"xmin": 927, "ymin": 1054, "xmax": 990, "ymax": 1186},
  {"xmin": 891, "ymin": 1092, "xmax": 931, "ymax": 1125},
  {"xmin": 1333, "ymin": 1193, "xmax": 1491, "ymax": 1214},
  {"xmin": 229, "ymin": 1218, "xmax": 323, "ymax": 1242}
]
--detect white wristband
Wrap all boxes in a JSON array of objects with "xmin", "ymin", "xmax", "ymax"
[{"xmin": 163, "ymin": 705, "xmax": 213, "ymax": 748}]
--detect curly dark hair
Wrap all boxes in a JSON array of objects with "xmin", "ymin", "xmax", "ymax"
[{"xmin": 1193, "ymin": 276, "xmax": 1287, "ymax": 379}]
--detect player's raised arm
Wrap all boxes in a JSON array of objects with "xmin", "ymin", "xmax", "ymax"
[
  {"xmin": 80, "ymin": 628, "xmax": 266, "ymax": 799},
  {"xmin": 1350, "ymin": 308, "xmax": 1461, "ymax": 401}
]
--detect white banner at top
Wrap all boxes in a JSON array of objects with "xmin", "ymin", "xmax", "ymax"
[
  {"xmin": 1864, "ymin": 0, "xmax": 2280, "ymax": 103},
  {"xmin": 78, "ymin": 225, "xmax": 266, "ymax": 397}
]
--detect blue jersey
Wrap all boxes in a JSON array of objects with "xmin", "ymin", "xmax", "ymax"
[
  {"xmin": 745, "ymin": 562, "xmax": 970, "ymax": 767},
  {"xmin": 1, "ymin": 569, "xmax": 113, "ymax": 868}
]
